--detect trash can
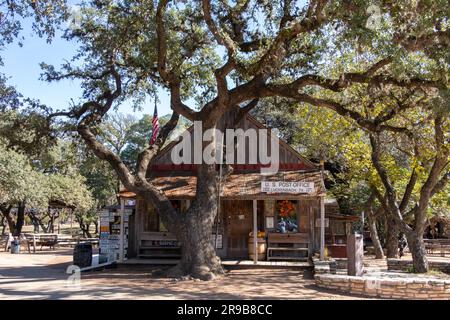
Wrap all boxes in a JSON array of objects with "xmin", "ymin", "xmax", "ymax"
[
  {"xmin": 11, "ymin": 239, "xmax": 20, "ymax": 254},
  {"xmin": 73, "ymin": 243, "xmax": 93, "ymax": 268}
]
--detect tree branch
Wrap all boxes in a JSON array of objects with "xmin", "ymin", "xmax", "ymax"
[
  {"xmin": 156, "ymin": 0, "xmax": 198, "ymax": 121},
  {"xmin": 77, "ymin": 124, "xmax": 135, "ymax": 189},
  {"xmin": 136, "ymin": 111, "xmax": 180, "ymax": 180},
  {"xmin": 399, "ymin": 168, "xmax": 418, "ymax": 213},
  {"xmin": 431, "ymin": 170, "xmax": 449, "ymax": 197},
  {"xmin": 202, "ymin": 0, "xmax": 237, "ymax": 56},
  {"xmin": 369, "ymin": 134, "xmax": 411, "ymax": 233},
  {"xmin": 414, "ymin": 116, "xmax": 449, "ymax": 230},
  {"xmin": 247, "ymin": 0, "xmax": 329, "ymax": 77}
]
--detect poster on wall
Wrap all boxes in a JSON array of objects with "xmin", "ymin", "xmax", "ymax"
[
  {"xmin": 211, "ymin": 234, "xmax": 223, "ymax": 249},
  {"xmin": 265, "ymin": 216, "xmax": 275, "ymax": 229},
  {"xmin": 99, "ymin": 209, "xmax": 131, "ymax": 264}
]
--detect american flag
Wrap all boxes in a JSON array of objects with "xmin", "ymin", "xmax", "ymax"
[{"xmin": 150, "ymin": 104, "xmax": 159, "ymax": 145}]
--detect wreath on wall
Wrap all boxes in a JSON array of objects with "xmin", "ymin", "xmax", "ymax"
[{"xmin": 278, "ymin": 200, "xmax": 295, "ymax": 218}]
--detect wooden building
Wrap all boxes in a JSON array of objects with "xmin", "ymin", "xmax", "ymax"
[
  {"xmin": 118, "ymin": 112, "xmax": 357, "ymax": 262},
  {"xmin": 323, "ymin": 198, "xmax": 360, "ymax": 258}
]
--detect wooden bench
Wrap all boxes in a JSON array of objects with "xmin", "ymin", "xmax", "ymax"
[
  {"xmin": 138, "ymin": 232, "xmax": 181, "ymax": 259},
  {"xmin": 23, "ymin": 233, "xmax": 58, "ymax": 252},
  {"xmin": 425, "ymin": 239, "xmax": 450, "ymax": 257},
  {"xmin": 267, "ymin": 233, "xmax": 310, "ymax": 261}
]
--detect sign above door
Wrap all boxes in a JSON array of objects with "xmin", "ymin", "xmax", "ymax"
[{"xmin": 261, "ymin": 181, "xmax": 315, "ymax": 194}]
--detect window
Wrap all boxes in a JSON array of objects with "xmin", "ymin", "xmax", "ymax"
[{"xmin": 330, "ymin": 220, "xmax": 346, "ymax": 235}]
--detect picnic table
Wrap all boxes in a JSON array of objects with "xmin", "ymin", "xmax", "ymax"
[
  {"xmin": 3, "ymin": 233, "xmax": 99, "ymax": 253},
  {"xmin": 425, "ymin": 238, "xmax": 450, "ymax": 257},
  {"xmin": 23, "ymin": 233, "xmax": 59, "ymax": 253}
]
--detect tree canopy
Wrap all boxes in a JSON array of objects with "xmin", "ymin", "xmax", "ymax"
[{"xmin": 1, "ymin": 0, "xmax": 447, "ymax": 276}]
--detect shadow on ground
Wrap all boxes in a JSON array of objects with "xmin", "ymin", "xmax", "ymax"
[{"xmin": 0, "ymin": 251, "xmax": 369, "ymax": 300}]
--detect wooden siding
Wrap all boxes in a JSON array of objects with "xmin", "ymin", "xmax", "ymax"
[{"xmin": 151, "ymin": 111, "xmax": 316, "ymax": 169}]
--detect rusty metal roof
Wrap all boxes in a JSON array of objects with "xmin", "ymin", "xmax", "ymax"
[{"xmin": 119, "ymin": 170, "xmax": 326, "ymax": 200}]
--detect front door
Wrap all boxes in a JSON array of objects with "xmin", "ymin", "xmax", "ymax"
[{"xmin": 223, "ymin": 200, "xmax": 253, "ymax": 259}]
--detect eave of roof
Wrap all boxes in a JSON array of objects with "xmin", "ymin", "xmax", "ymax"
[{"xmin": 119, "ymin": 170, "xmax": 326, "ymax": 200}]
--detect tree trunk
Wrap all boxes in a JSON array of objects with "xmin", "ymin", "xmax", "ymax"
[
  {"xmin": 1, "ymin": 204, "xmax": 26, "ymax": 236},
  {"xmin": 156, "ymin": 164, "xmax": 224, "ymax": 280},
  {"xmin": 4, "ymin": 214, "xmax": 16, "ymax": 235},
  {"xmin": 405, "ymin": 231, "xmax": 428, "ymax": 273},
  {"xmin": 77, "ymin": 217, "xmax": 92, "ymax": 238},
  {"xmin": 368, "ymin": 216, "xmax": 384, "ymax": 259},
  {"xmin": 50, "ymin": 214, "xmax": 55, "ymax": 233},
  {"xmin": 174, "ymin": 212, "xmax": 223, "ymax": 280},
  {"xmin": 0, "ymin": 205, "xmax": 15, "ymax": 234},
  {"xmin": 28, "ymin": 212, "xmax": 46, "ymax": 233},
  {"xmin": 83, "ymin": 224, "xmax": 92, "ymax": 238},
  {"xmin": 14, "ymin": 203, "xmax": 26, "ymax": 236},
  {"xmin": 40, "ymin": 220, "xmax": 49, "ymax": 233},
  {"xmin": 1, "ymin": 216, "xmax": 6, "ymax": 235},
  {"xmin": 386, "ymin": 216, "xmax": 398, "ymax": 258}
]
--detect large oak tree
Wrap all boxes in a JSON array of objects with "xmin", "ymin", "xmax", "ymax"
[{"xmin": 43, "ymin": 0, "xmax": 449, "ymax": 278}]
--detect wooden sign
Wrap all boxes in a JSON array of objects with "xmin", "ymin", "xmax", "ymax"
[
  {"xmin": 211, "ymin": 234, "xmax": 223, "ymax": 249},
  {"xmin": 265, "ymin": 216, "xmax": 275, "ymax": 229},
  {"xmin": 261, "ymin": 181, "xmax": 315, "ymax": 194}
]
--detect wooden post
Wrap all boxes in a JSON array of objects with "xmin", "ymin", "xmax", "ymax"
[
  {"xmin": 119, "ymin": 197, "xmax": 125, "ymax": 263},
  {"xmin": 320, "ymin": 196, "xmax": 325, "ymax": 260},
  {"xmin": 253, "ymin": 199, "xmax": 258, "ymax": 264},
  {"xmin": 309, "ymin": 205, "xmax": 315, "ymax": 256},
  {"xmin": 361, "ymin": 210, "xmax": 365, "ymax": 235},
  {"xmin": 70, "ymin": 208, "xmax": 73, "ymax": 237}
]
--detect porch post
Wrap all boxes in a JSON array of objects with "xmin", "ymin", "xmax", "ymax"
[
  {"xmin": 119, "ymin": 197, "xmax": 125, "ymax": 263},
  {"xmin": 320, "ymin": 196, "xmax": 325, "ymax": 260},
  {"xmin": 253, "ymin": 199, "xmax": 258, "ymax": 264}
]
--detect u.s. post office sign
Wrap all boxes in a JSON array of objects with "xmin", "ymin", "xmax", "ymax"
[{"xmin": 261, "ymin": 181, "xmax": 315, "ymax": 194}]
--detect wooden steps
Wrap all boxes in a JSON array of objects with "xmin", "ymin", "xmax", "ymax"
[
  {"xmin": 138, "ymin": 232, "xmax": 181, "ymax": 259},
  {"xmin": 121, "ymin": 259, "xmax": 313, "ymax": 269},
  {"xmin": 139, "ymin": 246, "xmax": 180, "ymax": 250},
  {"xmin": 138, "ymin": 253, "xmax": 181, "ymax": 258}
]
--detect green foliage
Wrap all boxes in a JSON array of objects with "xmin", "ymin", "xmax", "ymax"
[
  {"xmin": 0, "ymin": 140, "xmax": 94, "ymax": 211},
  {"xmin": 0, "ymin": 142, "xmax": 47, "ymax": 208},
  {"xmin": 253, "ymin": 88, "xmax": 449, "ymax": 217},
  {"xmin": 0, "ymin": 0, "xmax": 68, "ymax": 48},
  {"xmin": 79, "ymin": 148, "xmax": 117, "ymax": 210},
  {"xmin": 120, "ymin": 113, "xmax": 191, "ymax": 168},
  {"xmin": 0, "ymin": 109, "xmax": 56, "ymax": 158}
]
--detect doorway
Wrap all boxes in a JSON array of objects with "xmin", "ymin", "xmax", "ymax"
[{"xmin": 223, "ymin": 200, "xmax": 253, "ymax": 259}]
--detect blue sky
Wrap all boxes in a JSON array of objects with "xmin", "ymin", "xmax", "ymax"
[{"xmin": 1, "ymin": 14, "xmax": 172, "ymax": 118}]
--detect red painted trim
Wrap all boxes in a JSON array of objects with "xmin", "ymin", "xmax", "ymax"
[{"xmin": 151, "ymin": 163, "xmax": 311, "ymax": 172}]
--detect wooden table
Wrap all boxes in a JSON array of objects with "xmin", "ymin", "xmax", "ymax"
[{"xmin": 23, "ymin": 233, "xmax": 58, "ymax": 253}]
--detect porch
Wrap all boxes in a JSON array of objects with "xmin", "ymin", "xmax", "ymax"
[
  {"xmin": 121, "ymin": 257, "xmax": 313, "ymax": 270},
  {"xmin": 119, "ymin": 170, "xmax": 333, "ymax": 264}
]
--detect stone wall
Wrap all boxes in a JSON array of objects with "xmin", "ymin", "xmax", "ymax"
[
  {"xmin": 315, "ymin": 274, "xmax": 450, "ymax": 299},
  {"xmin": 312, "ymin": 257, "xmax": 347, "ymax": 274},
  {"xmin": 387, "ymin": 259, "xmax": 450, "ymax": 274}
]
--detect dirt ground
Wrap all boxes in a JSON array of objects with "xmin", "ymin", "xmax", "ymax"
[{"xmin": 0, "ymin": 249, "xmax": 372, "ymax": 300}]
